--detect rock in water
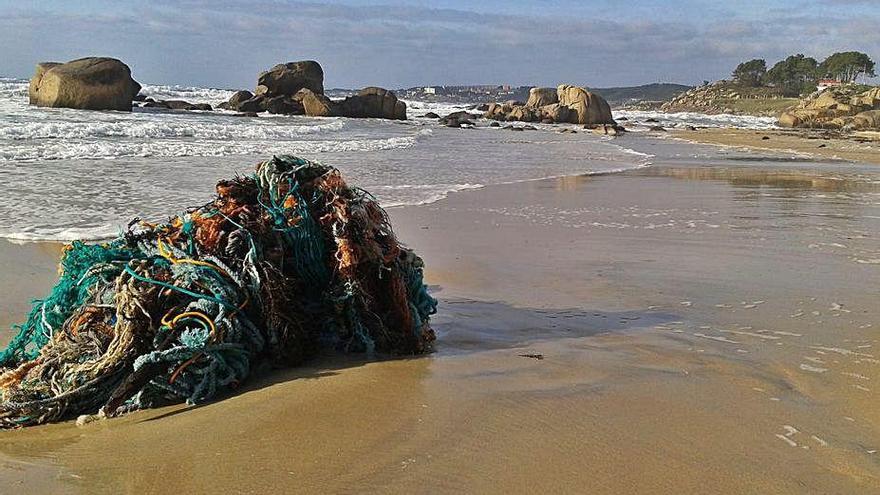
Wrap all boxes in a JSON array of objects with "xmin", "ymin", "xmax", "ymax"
[
  {"xmin": 29, "ymin": 57, "xmax": 141, "ymax": 111},
  {"xmin": 557, "ymin": 84, "xmax": 613, "ymax": 125},
  {"xmin": 336, "ymin": 87, "xmax": 407, "ymax": 120},
  {"xmin": 483, "ymin": 84, "xmax": 613, "ymax": 125},
  {"xmin": 217, "ymin": 90, "xmax": 254, "ymax": 111},
  {"xmin": 257, "ymin": 61, "xmax": 324, "ymax": 98},
  {"xmin": 298, "ymin": 88, "xmax": 334, "ymax": 117}
]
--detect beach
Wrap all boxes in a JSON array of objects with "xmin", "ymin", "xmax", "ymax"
[
  {"xmin": 0, "ymin": 134, "xmax": 878, "ymax": 493},
  {"xmin": 673, "ymin": 127, "xmax": 880, "ymax": 165}
]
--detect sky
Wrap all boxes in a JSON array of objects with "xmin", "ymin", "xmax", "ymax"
[{"xmin": 1, "ymin": 0, "xmax": 878, "ymax": 89}]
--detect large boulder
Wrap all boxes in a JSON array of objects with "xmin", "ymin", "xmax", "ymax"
[
  {"xmin": 851, "ymin": 110, "xmax": 880, "ymax": 130},
  {"xmin": 238, "ymin": 95, "xmax": 268, "ymax": 113},
  {"xmin": 28, "ymin": 57, "xmax": 141, "ymax": 111},
  {"xmin": 218, "ymin": 90, "xmax": 254, "ymax": 111},
  {"xmin": 336, "ymin": 87, "xmax": 406, "ymax": 120},
  {"xmin": 257, "ymin": 61, "xmax": 324, "ymax": 98},
  {"xmin": 557, "ymin": 84, "xmax": 613, "ymax": 125},
  {"xmin": 851, "ymin": 87, "xmax": 880, "ymax": 109},
  {"xmin": 526, "ymin": 87, "xmax": 558, "ymax": 108},
  {"xmin": 538, "ymin": 103, "xmax": 570, "ymax": 123},
  {"xmin": 265, "ymin": 95, "xmax": 303, "ymax": 115},
  {"xmin": 298, "ymin": 88, "xmax": 334, "ymax": 117}
]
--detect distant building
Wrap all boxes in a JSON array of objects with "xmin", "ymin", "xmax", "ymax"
[
  {"xmin": 423, "ymin": 87, "xmax": 437, "ymax": 94},
  {"xmin": 817, "ymin": 79, "xmax": 843, "ymax": 91}
]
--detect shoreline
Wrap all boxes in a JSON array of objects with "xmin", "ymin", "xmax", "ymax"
[{"xmin": 670, "ymin": 127, "xmax": 880, "ymax": 165}]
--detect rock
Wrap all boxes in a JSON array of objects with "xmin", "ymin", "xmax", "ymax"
[
  {"xmin": 851, "ymin": 110, "xmax": 880, "ymax": 130},
  {"xmin": 777, "ymin": 111, "xmax": 801, "ymax": 128},
  {"xmin": 160, "ymin": 100, "xmax": 212, "ymax": 111},
  {"xmin": 506, "ymin": 126, "xmax": 524, "ymax": 131},
  {"xmin": 649, "ymin": 125, "xmax": 667, "ymax": 132},
  {"xmin": 29, "ymin": 57, "xmax": 141, "ymax": 111},
  {"xmin": 231, "ymin": 112, "xmax": 260, "ymax": 118},
  {"xmin": 297, "ymin": 88, "xmax": 333, "ymax": 117},
  {"xmin": 538, "ymin": 103, "xmax": 571, "ymax": 124},
  {"xmin": 423, "ymin": 112, "xmax": 440, "ymax": 119},
  {"xmin": 592, "ymin": 124, "xmax": 625, "ymax": 136},
  {"xmin": 761, "ymin": 136, "xmax": 770, "ymax": 140},
  {"xmin": 483, "ymin": 85, "xmax": 612, "ymax": 125},
  {"xmin": 476, "ymin": 103, "xmax": 490, "ymax": 112},
  {"xmin": 645, "ymin": 118, "xmax": 659, "ymax": 123},
  {"xmin": 238, "ymin": 95, "xmax": 268, "ymax": 113},
  {"xmin": 685, "ymin": 125, "xmax": 697, "ymax": 131},
  {"xmin": 617, "ymin": 116, "xmax": 628, "ymax": 121},
  {"xmin": 439, "ymin": 110, "xmax": 479, "ymax": 127},
  {"xmin": 522, "ymin": 125, "xmax": 537, "ymax": 131},
  {"xmin": 266, "ymin": 95, "xmax": 303, "ymax": 115},
  {"xmin": 257, "ymin": 61, "xmax": 324, "ymax": 98},
  {"xmin": 556, "ymin": 85, "xmax": 614, "ymax": 125},
  {"xmin": 220, "ymin": 90, "xmax": 254, "ymax": 111},
  {"xmin": 489, "ymin": 121, "xmax": 500, "ymax": 127},
  {"xmin": 559, "ymin": 128, "xmax": 577, "ymax": 134},
  {"xmin": 526, "ymin": 87, "xmax": 558, "ymax": 108},
  {"xmin": 133, "ymin": 93, "xmax": 147, "ymax": 102},
  {"xmin": 335, "ymin": 87, "xmax": 406, "ymax": 120}
]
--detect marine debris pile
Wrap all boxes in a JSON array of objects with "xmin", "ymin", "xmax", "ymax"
[{"xmin": 0, "ymin": 155, "xmax": 436, "ymax": 428}]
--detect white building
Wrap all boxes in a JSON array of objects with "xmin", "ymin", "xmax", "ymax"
[{"xmin": 423, "ymin": 87, "xmax": 437, "ymax": 95}]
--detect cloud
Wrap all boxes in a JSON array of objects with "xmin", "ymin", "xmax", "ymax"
[{"xmin": 0, "ymin": 1, "xmax": 877, "ymax": 88}]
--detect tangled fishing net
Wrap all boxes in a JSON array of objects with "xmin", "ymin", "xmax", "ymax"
[{"xmin": 0, "ymin": 155, "xmax": 436, "ymax": 428}]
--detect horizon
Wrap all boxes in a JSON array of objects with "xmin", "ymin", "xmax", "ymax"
[{"xmin": 1, "ymin": 0, "xmax": 879, "ymax": 89}]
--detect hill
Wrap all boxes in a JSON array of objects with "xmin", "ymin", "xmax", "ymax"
[
  {"xmin": 589, "ymin": 83, "xmax": 692, "ymax": 106},
  {"xmin": 661, "ymin": 80, "xmax": 799, "ymax": 116}
]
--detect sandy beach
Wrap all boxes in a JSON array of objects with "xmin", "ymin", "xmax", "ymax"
[
  {"xmin": 673, "ymin": 127, "xmax": 880, "ymax": 165},
  {"xmin": 0, "ymin": 138, "xmax": 878, "ymax": 494}
]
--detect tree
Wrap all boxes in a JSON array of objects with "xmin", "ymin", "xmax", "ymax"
[
  {"xmin": 820, "ymin": 51, "xmax": 876, "ymax": 83},
  {"xmin": 764, "ymin": 54, "xmax": 820, "ymax": 96},
  {"xmin": 732, "ymin": 59, "xmax": 767, "ymax": 87}
]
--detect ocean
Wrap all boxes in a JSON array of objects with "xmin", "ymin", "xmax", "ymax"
[{"xmin": 0, "ymin": 77, "xmax": 779, "ymax": 242}]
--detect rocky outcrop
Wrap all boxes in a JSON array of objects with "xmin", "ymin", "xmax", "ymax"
[
  {"xmin": 29, "ymin": 57, "xmax": 141, "ymax": 111},
  {"xmin": 335, "ymin": 87, "xmax": 406, "ymax": 120},
  {"xmin": 525, "ymin": 87, "xmax": 558, "ymax": 108},
  {"xmin": 144, "ymin": 100, "xmax": 212, "ymax": 111},
  {"xmin": 557, "ymin": 85, "xmax": 613, "ymax": 125},
  {"xmin": 439, "ymin": 111, "xmax": 479, "ymax": 127},
  {"xmin": 218, "ymin": 61, "xmax": 405, "ymax": 119},
  {"xmin": 298, "ymin": 88, "xmax": 333, "ymax": 117},
  {"xmin": 661, "ymin": 80, "xmax": 789, "ymax": 116},
  {"xmin": 257, "ymin": 61, "xmax": 324, "ymax": 98},
  {"xmin": 483, "ymin": 84, "xmax": 613, "ymax": 125},
  {"xmin": 778, "ymin": 86, "xmax": 880, "ymax": 130}
]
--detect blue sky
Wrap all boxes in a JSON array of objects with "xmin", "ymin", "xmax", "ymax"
[{"xmin": 1, "ymin": 0, "xmax": 878, "ymax": 89}]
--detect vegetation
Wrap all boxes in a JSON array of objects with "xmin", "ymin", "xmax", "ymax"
[
  {"xmin": 819, "ymin": 51, "xmax": 876, "ymax": 83},
  {"xmin": 764, "ymin": 54, "xmax": 820, "ymax": 97},
  {"xmin": 728, "ymin": 51, "xmax": 876, "ymax": 97},
  {"xmin": 732, "ymin": 59, "xmax": 767, "ymax": 87}
]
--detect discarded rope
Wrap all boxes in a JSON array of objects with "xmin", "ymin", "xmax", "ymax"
[{"xmin": 0, "ymin": 155, "xmax": 436, "ymax": 428}]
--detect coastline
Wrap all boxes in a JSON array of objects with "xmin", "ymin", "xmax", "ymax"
[
  {"xmin": 0, "ymin": 143, "xmax": 878, "ymax": 493},
  {"xmin": 670, "ymin": 127, "xmax": 880, "ymax": 165}
]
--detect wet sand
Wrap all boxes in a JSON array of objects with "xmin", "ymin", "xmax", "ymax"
[
  {"xmin": 0, "ymin": 146, "xmax": 879, "ymax": 493},
  {"xmin": 673, "ymin": 127, "xmax": 880, "ymax": 165}
]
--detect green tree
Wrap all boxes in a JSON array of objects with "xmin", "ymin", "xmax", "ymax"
[
  {"xmin": 764, "ymin": 54, "xmax": 820, "ymax": 96},
  {"xmin": 819, "ymin": 51, "xmax": 876, "ymax": 83},
  {"xmin": 732, "ymin": 59, "xmax": 767, "ymax": 87}
]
